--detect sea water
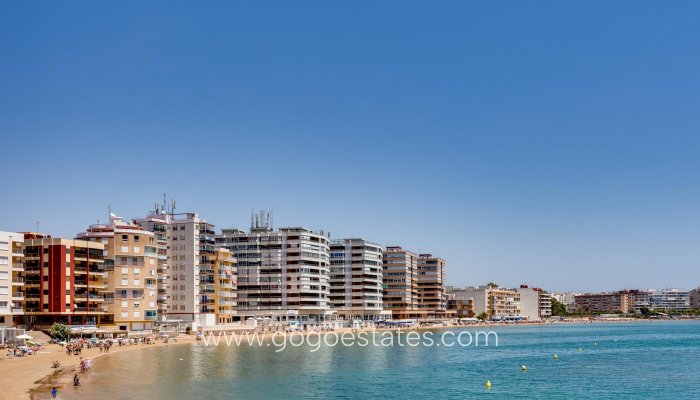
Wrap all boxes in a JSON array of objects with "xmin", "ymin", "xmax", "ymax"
[{"xmin": 60, "ymin": 321, "xmax": 700, "ymax": 399}]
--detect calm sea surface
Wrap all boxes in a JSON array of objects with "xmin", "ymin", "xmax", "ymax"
[{"xmin": 62, "ymin": 321, "xmax": 700, "ymax": 399}]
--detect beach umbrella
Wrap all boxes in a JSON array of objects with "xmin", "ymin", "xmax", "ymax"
[{"xmin": 17, "ymin": 334, "xmax": 33, "ymax": 344}]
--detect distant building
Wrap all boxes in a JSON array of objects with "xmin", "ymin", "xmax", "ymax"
[
  {"xmin": 446, "ymin": 286, "xmax": 474, "ymax": 317},
  {"xmin": 517, "ymin": 285, "xmax": 551, "ymax": 321},
  {"xmin": 551, "ymin": 292, "xmax": 579, "ymax": 312},
  {"xmin": 575, "ymin": 292, "xmax": 629, "ymax": 314},
  {"xmin": 626, "ymin": 289, "xmax": 652, "ymax": 312},
  {"xmin": 650, "ymin": 289, "xmax": 689, "ymax": 311},
  {"xmin": 0, "ymin": 231, "xmax": 24, "ymax": 327},
  {"xmin": 452, "ymin": 286, "xmax": 520, "ymax": 320},
  {"xmin": 329, "ymin": 238, "xmax": 385, "ymax": 320},
  {"xmin": 382, "ymin": 246, "xmax": 421, "ymax": 319},
  {"xmin": 416, "ymin": 254, "xmax": 447, "ymax": 318},
  {"xmin": 690, "ymin": 288, "xmax": 700, "ymax": 310}
]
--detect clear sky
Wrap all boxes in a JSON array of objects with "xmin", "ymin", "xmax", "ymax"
[{"xmin": 1, "ymin": 1, "xmax": 699, "ymax": 292}]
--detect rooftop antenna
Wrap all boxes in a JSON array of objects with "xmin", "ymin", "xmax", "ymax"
[
  {"xmin": 162, "ymin": 193, "xmax": 167, "ymax": 214},
  {"xmin": 108, "ymin": 202, "xmax": 112, "ymax": 217},
  {"xmin": 250, "ymin": 209, "xmax": 254, "ymax": 230},
  {"xmin": 35, "ymin": 220, "xmax": 40, "ymax": 234}
]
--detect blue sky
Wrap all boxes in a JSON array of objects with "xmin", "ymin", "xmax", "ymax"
[{"xmin": 1, "ymin": 1, "xmax": 699, "ymax": 291}]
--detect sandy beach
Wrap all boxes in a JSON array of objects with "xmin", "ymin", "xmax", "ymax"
[{"xmin": 0, "ymin": 335, "xmax": 196, "ymax": 400}]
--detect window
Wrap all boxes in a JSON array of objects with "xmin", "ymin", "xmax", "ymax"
[
  {"xmin": 0, "ymin": 286, "xmax": 8, "ymax": 295},
  {"xmin": 133, "ymin": 311, "xmax": 140, "ymax": 318},
  {"xmin": 121, "ymin": 267, "xmax": 129, "ymax": 274},
  {"xmin": 134, "ymin": 246, "xmax": 140, "ymax": 254},
  {"xmin": 121, "ymin": 246, "xmax": 129, "ymax": 253},
  {"xmin": 134, "ymin": 235, "xmax": 140, "ymax": 242},
  {"xmin": 0, "ymin": 271, "xmax": 7, "ymax": 280},
  {"xmin": 134, "ymin": 268, "xmax": 140, "ymax": 275},
  {"xmin": 121, "ymin": 311, "xmax": 128, "ymax": 318},
  {"xmin": 133, "ymin": 279, "xmax": 140, "ymax": 286},
  {"xmin": 122, "ymin": 301, "xmax": 128, "ymax": 307},
  {"xmin": 0, "ymin": 256, "xmax": 7, "ymax": 265},
  {"xmin": 121, "ymin": 279, "xmax": 128, "ymax": 286},
  {"xmin": 121, "ymin": 235, "xmax": 128, "ymax": 242},
  {"xmin": 0, "ymin": 242, "xmax": 8, "ymax": 251}
]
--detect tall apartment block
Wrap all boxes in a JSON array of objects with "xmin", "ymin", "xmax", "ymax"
[
  {"xmin": 167, "ymin": 213, "xmax": 217, "ymax": 326},
  {"xmin": 329, "ymin": 239, "xmax": 385, "ymax": 320},
  {"xmin": 78, "ymin": 214, "xmax": 158, "ymax": 331},
  {"xmin": 0, "ymin": 231, "xmax": 24, "ymax": 327},
  {"xmin": 21, "ymin": 234, "xmax": 107, "ymax": 328},
  {"xmin": 216, "ymin": 215, "xmax": 331, "ymax": 324},
  {"xmin": 517, "ymin": 285, "xmax": 551, "ymax": 321},
  {"xmin": 416, "ymin": 254, "xmax": 447, "ymax": 318},
  {"xmin": 135, "ymin": 209, "xmax": 172, "ymax": 321},
  {"xmin": 382, "ymin": 246, "xmax": 420, "ymax": 319},
  {"xmin": 207, "ymin": 248, "xmax": 237, "ymax": 324}
]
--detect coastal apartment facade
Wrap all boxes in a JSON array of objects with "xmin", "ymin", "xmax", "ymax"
[
  {"xmin": 517, "ymin": 285, "xmax": 552, "ymax": 321},
  {"xmin": 0, "ymin": 231, "xmax": 24, "ymax": 327},
  {"xmin": 329, "ymin": 238, "xmax": 385, "ymax": 320},
  {"xmin": 20, "ymin": 234, "xmax": 107, "ymax": 328},
  {"xmin": 574, "ymin": 292, "xmax": 630, "ymax": 314},
  {"xmin": 691, "ymin": 288, "xmax": 700, "ymax": 310},
  {"xmin": 77, "ymin": 214, "xmax": 159, "ymax": 331},
  {"xmin": 650, "ymin": 289, "xmax": 689, "ymax": 311},
  {"xmin": 167, "ymin": 213, "xmax": 217, "ymax": 326},
  {"xmin": 416, "ymin": 254, "xmax": 447, "ymax": 318},
  {"xmin": 451, "ymin": 286, "xmax": 521, "ymax": 320},
  {"xmin": 204, "ymin": 248, "xmax": 237, "ymax": 325},
  {"xmin": 135, "ymin": 210, "xmax": 172, "ymax": 321},
  {"xmin": 216, "ymin": 220, "xmax": 332, "ymax": 324},
  {"xmin": 382, "ymin": 246, "xmax": 420, "ymax": 319}
]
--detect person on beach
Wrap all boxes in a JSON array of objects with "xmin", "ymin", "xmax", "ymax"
[
  {"xmin": 51, "ymin": 387, "xmax": 57, "ymax": 398},
  {"xmin": 73, "ymin": 374, "xmax": 80, "ymax": 386}
]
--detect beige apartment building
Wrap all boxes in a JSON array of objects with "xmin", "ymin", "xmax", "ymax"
[
  {"xmin": 416, "ymin": 254, "xmax": 447, "ymax": 318},
  {"xmin": 21, "ymin": 234, "xmax": 107, "ymax": 328},
  {"xmin": 452, "ymin": 286, "xmax": 521, "ymax": 320},
  {"xmin": 135, "ymin": 209, "xmax": 172, "ymax": 321},
  {"xmin": 78, "ymin": 214, "xmax": 158, "ymax": 331},
  {"xmin": 210, "ymin": 248, "xmax": 237, "ymax": 324},
  {"xmin": 329, "ymin": 238, "xmax": 385, "ymax": 321},
  {"xmin": 0, "ymin": 231, "xmax": 24, "ymax": 327},
  {"xmin": 382, "ymin": 246, "xmax": 422, "ymax": 319}
]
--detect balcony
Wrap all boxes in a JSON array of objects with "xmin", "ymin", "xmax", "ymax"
[
  {"xmin": 12, "ymin": 263, "xmax": 23, "ymax": 271},
  {"xmin": 11, "ymin": 306, "xmax": 23, "ymax": 314},
  {"xmin": 12, "ymin": 292, "xmax": 24, "ymax": 300},
  {"xmin": 12, "ymin": 277, "xmax": 24, "ymax": 285}
]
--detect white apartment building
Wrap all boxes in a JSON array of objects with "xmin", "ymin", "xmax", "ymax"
[
  {"xmin": 329, "ymin": 238, "xmax": 385, "ymax": 320},
  {"xmin": 167, "ymin": 213, "xmax": 217, "ymax": 327},
  {"xmin": 650, "ymin": 289, "xmax": 690, "ymax": 311},
  {"xmin": 0, "ymin": 231, "xmax": 24, "ymax": 327},
  {"xmin": 517, "ymin": 285, "xmax": 551, "ymax": 321},
  {"xmin": 216, "ymin": 217, "xmax": 332, "ymax": 324}
]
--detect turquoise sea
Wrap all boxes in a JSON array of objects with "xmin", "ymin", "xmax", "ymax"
[{"xmin": 61, "ymin": 321, "xmax": 700, "ymax": 399}]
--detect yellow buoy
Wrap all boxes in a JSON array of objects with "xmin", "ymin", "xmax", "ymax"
[
  {"xmin": 486, "ymin": 380, "xmax": 492, "ymax": 389},
  {"xmin": 521, "ymin": 365, "xmax": 527, "ymax": 372},
  {"xmin": 553, "ymin": 354, "xmax": 558, "ymax": 360}
]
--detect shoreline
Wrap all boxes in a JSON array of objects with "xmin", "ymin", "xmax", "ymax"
[{"xmin": 12, "ymin": 318, "xmax": 698, "ymax": 399}]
